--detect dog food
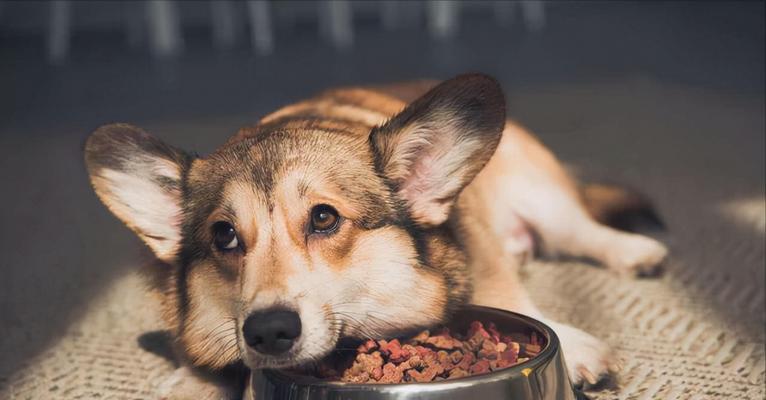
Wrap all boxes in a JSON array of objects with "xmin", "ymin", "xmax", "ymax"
[{"xmin": 309, "ymin": 321, "xmax": 543, "ymax": 384}]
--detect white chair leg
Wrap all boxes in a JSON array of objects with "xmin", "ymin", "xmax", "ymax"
[
  {"xmin": 319, "ymin": 0, "xmax": 353, "ymax": 50},
  {"xmin": 520, "ymin": 0, "xmax": 545, "ymax": 32},
  {"xmin": 427, "ymin": 0, "xmax": 460, "ymax": 39},
  {"xmin": 246, "ymin": 0, "xmax": 273, "ymax": 55},
  {"xmin": 48, "ymin": 0, "xmax": 72, "ymax": 64},
  {"xmin": 211, "ymin": 0, "xmax": 237, "ymax": 49},
  {"xmin": 146, "ymin": 0, "xmax": 183, "ymax": 58},
  {"xmin": 493, "ymin": 0, "xmax": 516, "ymax": 26}
]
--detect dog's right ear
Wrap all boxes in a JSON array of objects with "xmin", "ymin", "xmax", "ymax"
[
  {"xmin": 370, "ymin": 74, "xmax": 506, "ymax": 227},
  {"xmin": 84, "ymin": 123, "xmax": 191, "ymax": 262}
]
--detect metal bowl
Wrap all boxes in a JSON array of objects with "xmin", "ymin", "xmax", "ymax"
[{"xmin": 251, "ymin": 305, "xmax": 587, "ymax": 400}]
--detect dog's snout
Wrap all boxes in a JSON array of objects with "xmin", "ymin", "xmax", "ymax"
[{"xmin": 243, "ymin": 309, "xmax": 302, "ymax": 355}]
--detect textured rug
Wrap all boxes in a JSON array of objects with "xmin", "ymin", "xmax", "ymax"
[{"xmin": 1, "ymin": 80, "xmax": 763, "ymax": 399}]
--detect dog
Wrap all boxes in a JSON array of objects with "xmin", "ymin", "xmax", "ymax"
[{"xmin": 84, "ymin": 73, "xmax": 668, "ymax": 399}]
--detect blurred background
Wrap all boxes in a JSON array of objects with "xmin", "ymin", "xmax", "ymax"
[{"xmin": 0, "ymin": 1, "xmax": 764, "ymax": 399}]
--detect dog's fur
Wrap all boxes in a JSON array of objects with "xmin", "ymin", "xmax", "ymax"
[{"xmin": 84, "ymin": 74, "xmax": 668, "ymax": 398}]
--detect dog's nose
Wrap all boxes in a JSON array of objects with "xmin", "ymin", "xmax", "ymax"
[{"xmin": 242, "ymin": 309, "xmax": 302, "ymax": 355}]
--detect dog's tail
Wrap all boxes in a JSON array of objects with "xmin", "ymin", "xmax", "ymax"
[{"xmin": 582, "ymin": 182, "xmax": 666, "ymax": 233}]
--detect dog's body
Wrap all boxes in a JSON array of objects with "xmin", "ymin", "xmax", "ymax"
[{"xmin": 85, "ymin": 74, "xmax": 667, "ymax": 398}]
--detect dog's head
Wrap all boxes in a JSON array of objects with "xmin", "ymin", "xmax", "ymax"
[{"xmin": 84, "ymin": 74, "xmax": 505, "ymax": 371}]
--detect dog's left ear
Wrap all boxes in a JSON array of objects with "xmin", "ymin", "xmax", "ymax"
[
  {"xmin": 84, "ymin": 123, "xmax": 192, "ymax": 262},
  {"xmin": 370, "ymin": 73, "xmax": 506, "ymax": 227}
]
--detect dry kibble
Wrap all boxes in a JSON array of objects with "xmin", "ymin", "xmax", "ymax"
[
  {"xmin": 448, "ymin": 367, "xmax": 470, "ymax": 379},
  {"xmin": 378, "ymin": 362, "xmax": 403, "ymax": 383},
  {"xmin": 304, "ymin": 321, "xmax": 545, "ymax": 384},
  {"xmin": 357, "ymin": 339, "xmax": 378, "ymax": 354},
  {"xmin": 469, "ymin": 359, "xmax": 491, "ymax": 374}
]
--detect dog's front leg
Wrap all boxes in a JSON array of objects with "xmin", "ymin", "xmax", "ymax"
[
  {"xmin": 157, "ymin": 366, "xmax": 245, "ymax": 400},
  {"xmin": 470, "ymin": 257, "xmax": 618, "ymax": 386}
]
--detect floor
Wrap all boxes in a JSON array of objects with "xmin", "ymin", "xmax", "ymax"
[{"xmin": 0, "ymin": 2, "xmax": 763, "ymax": 398}]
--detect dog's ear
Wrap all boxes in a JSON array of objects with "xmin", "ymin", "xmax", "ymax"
[
  {"xmin": 370, "ymin": 73, "xmax": 506, "ymax": 227},
  {"xmin": 84, "ymin": 123, "xmax": 191, "ymax": 262}
]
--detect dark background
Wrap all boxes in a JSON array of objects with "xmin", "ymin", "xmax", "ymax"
[{"xmin": 0, "ymin": 0, "xmax": 764, "ymax": 384}]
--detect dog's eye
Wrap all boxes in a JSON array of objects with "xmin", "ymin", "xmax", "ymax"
[
  {"xmin": 212, "ymin": 221, "xmax": 239, "ymax": 250},
  {"xmin": 310, "ymin": 204, "xmax": 340, "ymax": 233}
]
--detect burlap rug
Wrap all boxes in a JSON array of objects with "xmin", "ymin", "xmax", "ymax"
[{"xmin": 1, "ymin": 80, "xmax": 763, "ymax": 399}]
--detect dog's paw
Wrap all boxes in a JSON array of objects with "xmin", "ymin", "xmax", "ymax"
[
  {"xmin": 548, "ymin": 322, "xmax": 619, "ymax": 386},
  {"xmin": 607, "ymin": 234, "xmax": 668, "ymax": 277},
  {"xmin": 156, "ymin": 367, "xmax": 239, "ymax": 400}
]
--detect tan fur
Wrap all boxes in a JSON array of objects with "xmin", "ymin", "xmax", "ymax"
[
  {"xmin": 84, "ymin": 74, "xmax": 668, "ymax": 398},
  {"xmin": 183, "ymin": 260, "xmax": 241, "ymax": 368}
]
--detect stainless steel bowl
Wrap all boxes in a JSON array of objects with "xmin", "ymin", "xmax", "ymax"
[{"xmin": 251, "ymin": 305, "xmax": 587, "ymax": 400}]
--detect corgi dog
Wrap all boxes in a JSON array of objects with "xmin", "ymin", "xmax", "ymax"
[{"xmin": 84, "ymin": 74, "xmax": 668, "ymax": 399}]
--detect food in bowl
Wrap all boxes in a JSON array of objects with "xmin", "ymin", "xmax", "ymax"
[{"xmin": 306, "ymin": 321, "xmax": 544, "ymax": 384}]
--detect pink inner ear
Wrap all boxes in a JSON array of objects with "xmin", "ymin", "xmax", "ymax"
[
  {"xmin": 98, "ymin": 168, "xmax": 183, "ymax": 261},
  {"xmin": 151, "ymin": 158, "xmax": 184, "ymax": 180},
  {"xmin": 398, "ymin": 128, "xmax": 467, "ymax": 226}
]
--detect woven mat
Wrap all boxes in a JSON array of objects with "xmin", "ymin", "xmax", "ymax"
[
  {"xmin": 3, "ymin": 242, "xmax": 763, "ymax": 400},
  {"xmin": 1, "ymin": 81, "xmax": 764, "ymax": 399},
  {"xmin": 2, "ymin": 187, "xmax": 763, "ymax": 400}
]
